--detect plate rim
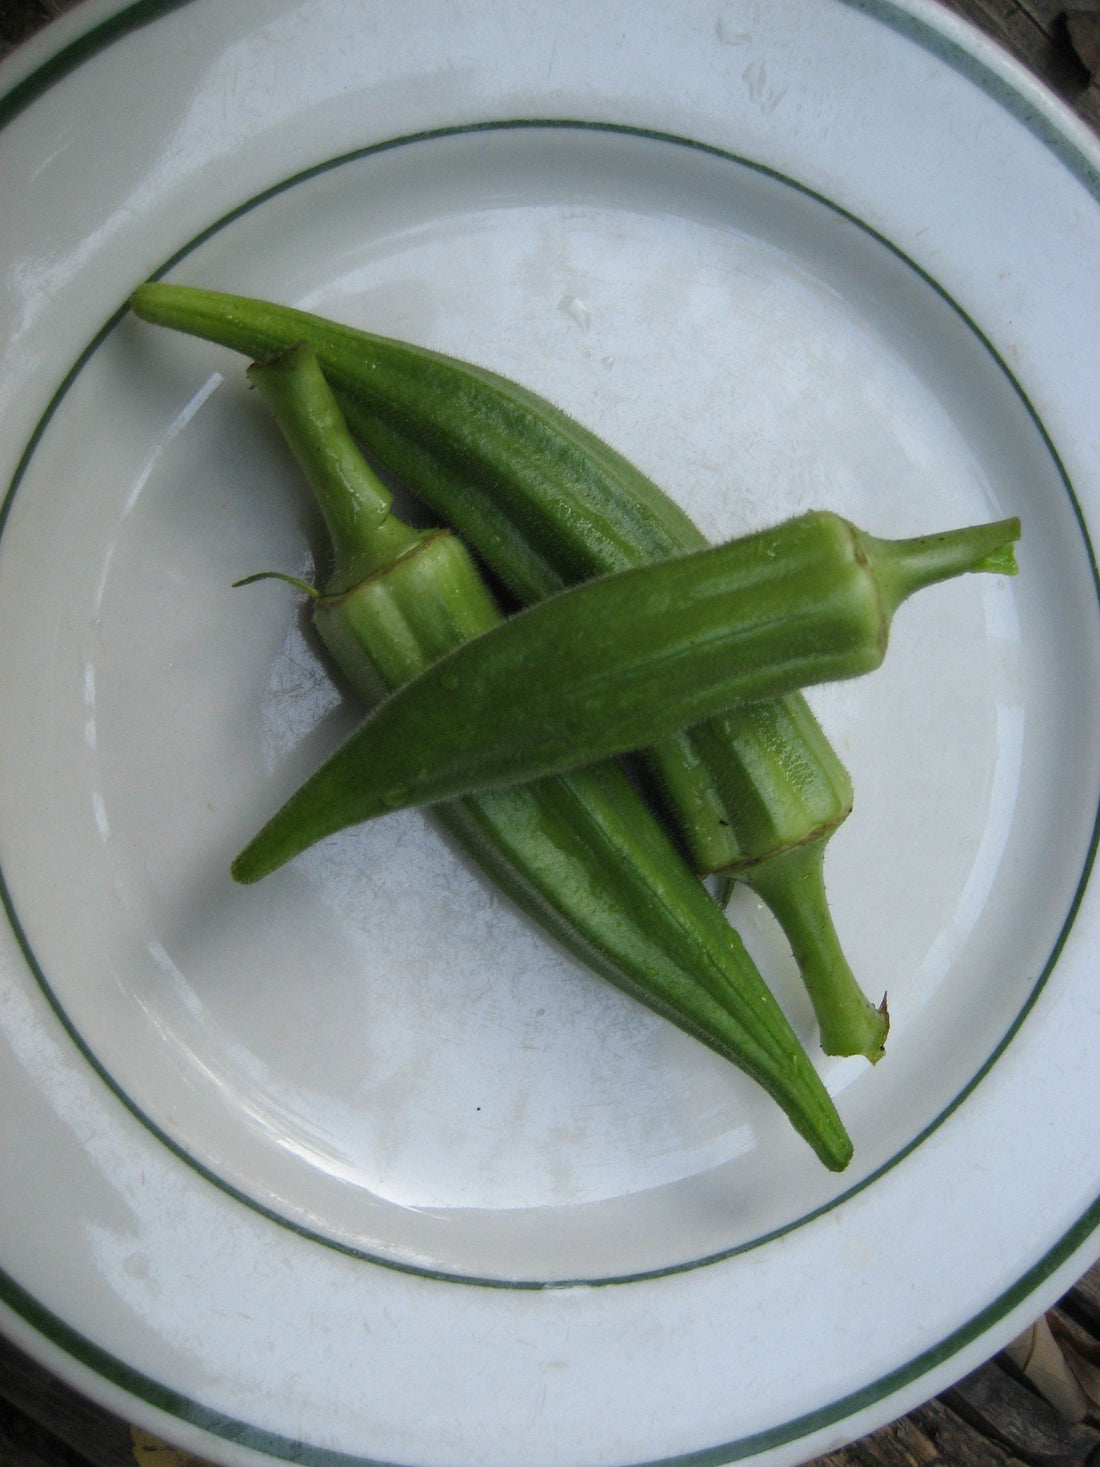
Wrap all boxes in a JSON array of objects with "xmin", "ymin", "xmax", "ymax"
[{"xmin": 3, "ymin": 0, "xmax": 1100, "ymax": 190}]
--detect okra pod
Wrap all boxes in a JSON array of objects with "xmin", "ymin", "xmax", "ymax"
[
  {"xmin": 232, "ymin": 508, "xmax": 1019, "ymax": 881},
  {"xmin": 128, "ymin": 284, "xmax": 879, "ymax": 1058},
  {"xmin": 244, "ymin": 344, "xmax": 853, "ymax": 1171}
]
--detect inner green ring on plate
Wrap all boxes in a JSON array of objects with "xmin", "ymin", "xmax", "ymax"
[{"xmin": 1, "ymin": 117, "xmax": 1096, "ymax": 1293}]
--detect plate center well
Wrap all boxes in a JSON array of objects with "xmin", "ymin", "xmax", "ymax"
[{"xmin": 0, "ymin": 125, "xmax": 1088, "ymax": 1283}]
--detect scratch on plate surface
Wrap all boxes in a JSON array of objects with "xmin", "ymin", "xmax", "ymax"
[{"xmin": 743, "ymin": 56, "xmax": 788, "ymax": 113}]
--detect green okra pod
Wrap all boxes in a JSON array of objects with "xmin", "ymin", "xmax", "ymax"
[
  {"xmin": 232, "ymin": 508, "xmax": 1019, "ymax": 882},
  {"xmin": 128, "ymin": 284, "xmax": 881, "ymax": 1059},
  {"xmin": 244, "ymin": 343, "xmax": 853, "ymax": 1171}
]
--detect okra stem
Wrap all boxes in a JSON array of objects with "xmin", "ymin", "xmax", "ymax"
[
  {"xmin": 231, "ymin": 510, "xmax": 1019, "ymax": 880},
  {"xmin": 246, "ymin": 346, "xmax": 424, "ymax": 592},
  {"xmin": 858, "ymin": 521, "xmax": 1024, "ymax": 616},
  {"xmin": 245, "ymin": 345, "xmax": 854, "ymax": 1172},
  {"xmin": 743, "ymin": 842, "xmax": 887, "ymax": 1062}
]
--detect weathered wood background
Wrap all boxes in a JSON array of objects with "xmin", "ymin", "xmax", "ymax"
[{"xmin": 1, "ymin": 1, "xmax": 1099, "ymax": 1464}]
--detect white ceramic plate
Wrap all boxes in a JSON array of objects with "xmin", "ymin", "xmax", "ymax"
[{"xmin": 1, "ymin": 2, "xmax": 1099, "ymax": 1463}]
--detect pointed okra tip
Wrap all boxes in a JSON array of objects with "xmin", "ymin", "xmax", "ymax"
[
  {"xmin": 230, "ymin": 848, "xmax": 266, "ymax": 886},
  {"xmin": 815, "ymin": 1110, "xmax": 855, "ymax": 1172}
]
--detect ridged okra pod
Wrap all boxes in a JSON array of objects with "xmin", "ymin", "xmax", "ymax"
[
  {"xmin": 233, "ymin": 507, "xmax": 1019, "ymax": 879},
  {"xmin": 128, "ymin": 284, "xmax": 880, "ymax": 1059},
  {"xmin": 241, "ymin": 343, "xmax": 853, "ymax": 1171}
]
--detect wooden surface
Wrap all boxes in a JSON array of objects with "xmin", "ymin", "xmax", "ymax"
[{"xmin": 2, "ymin": 1, "xmax": 1100, "ymax": 1464}]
